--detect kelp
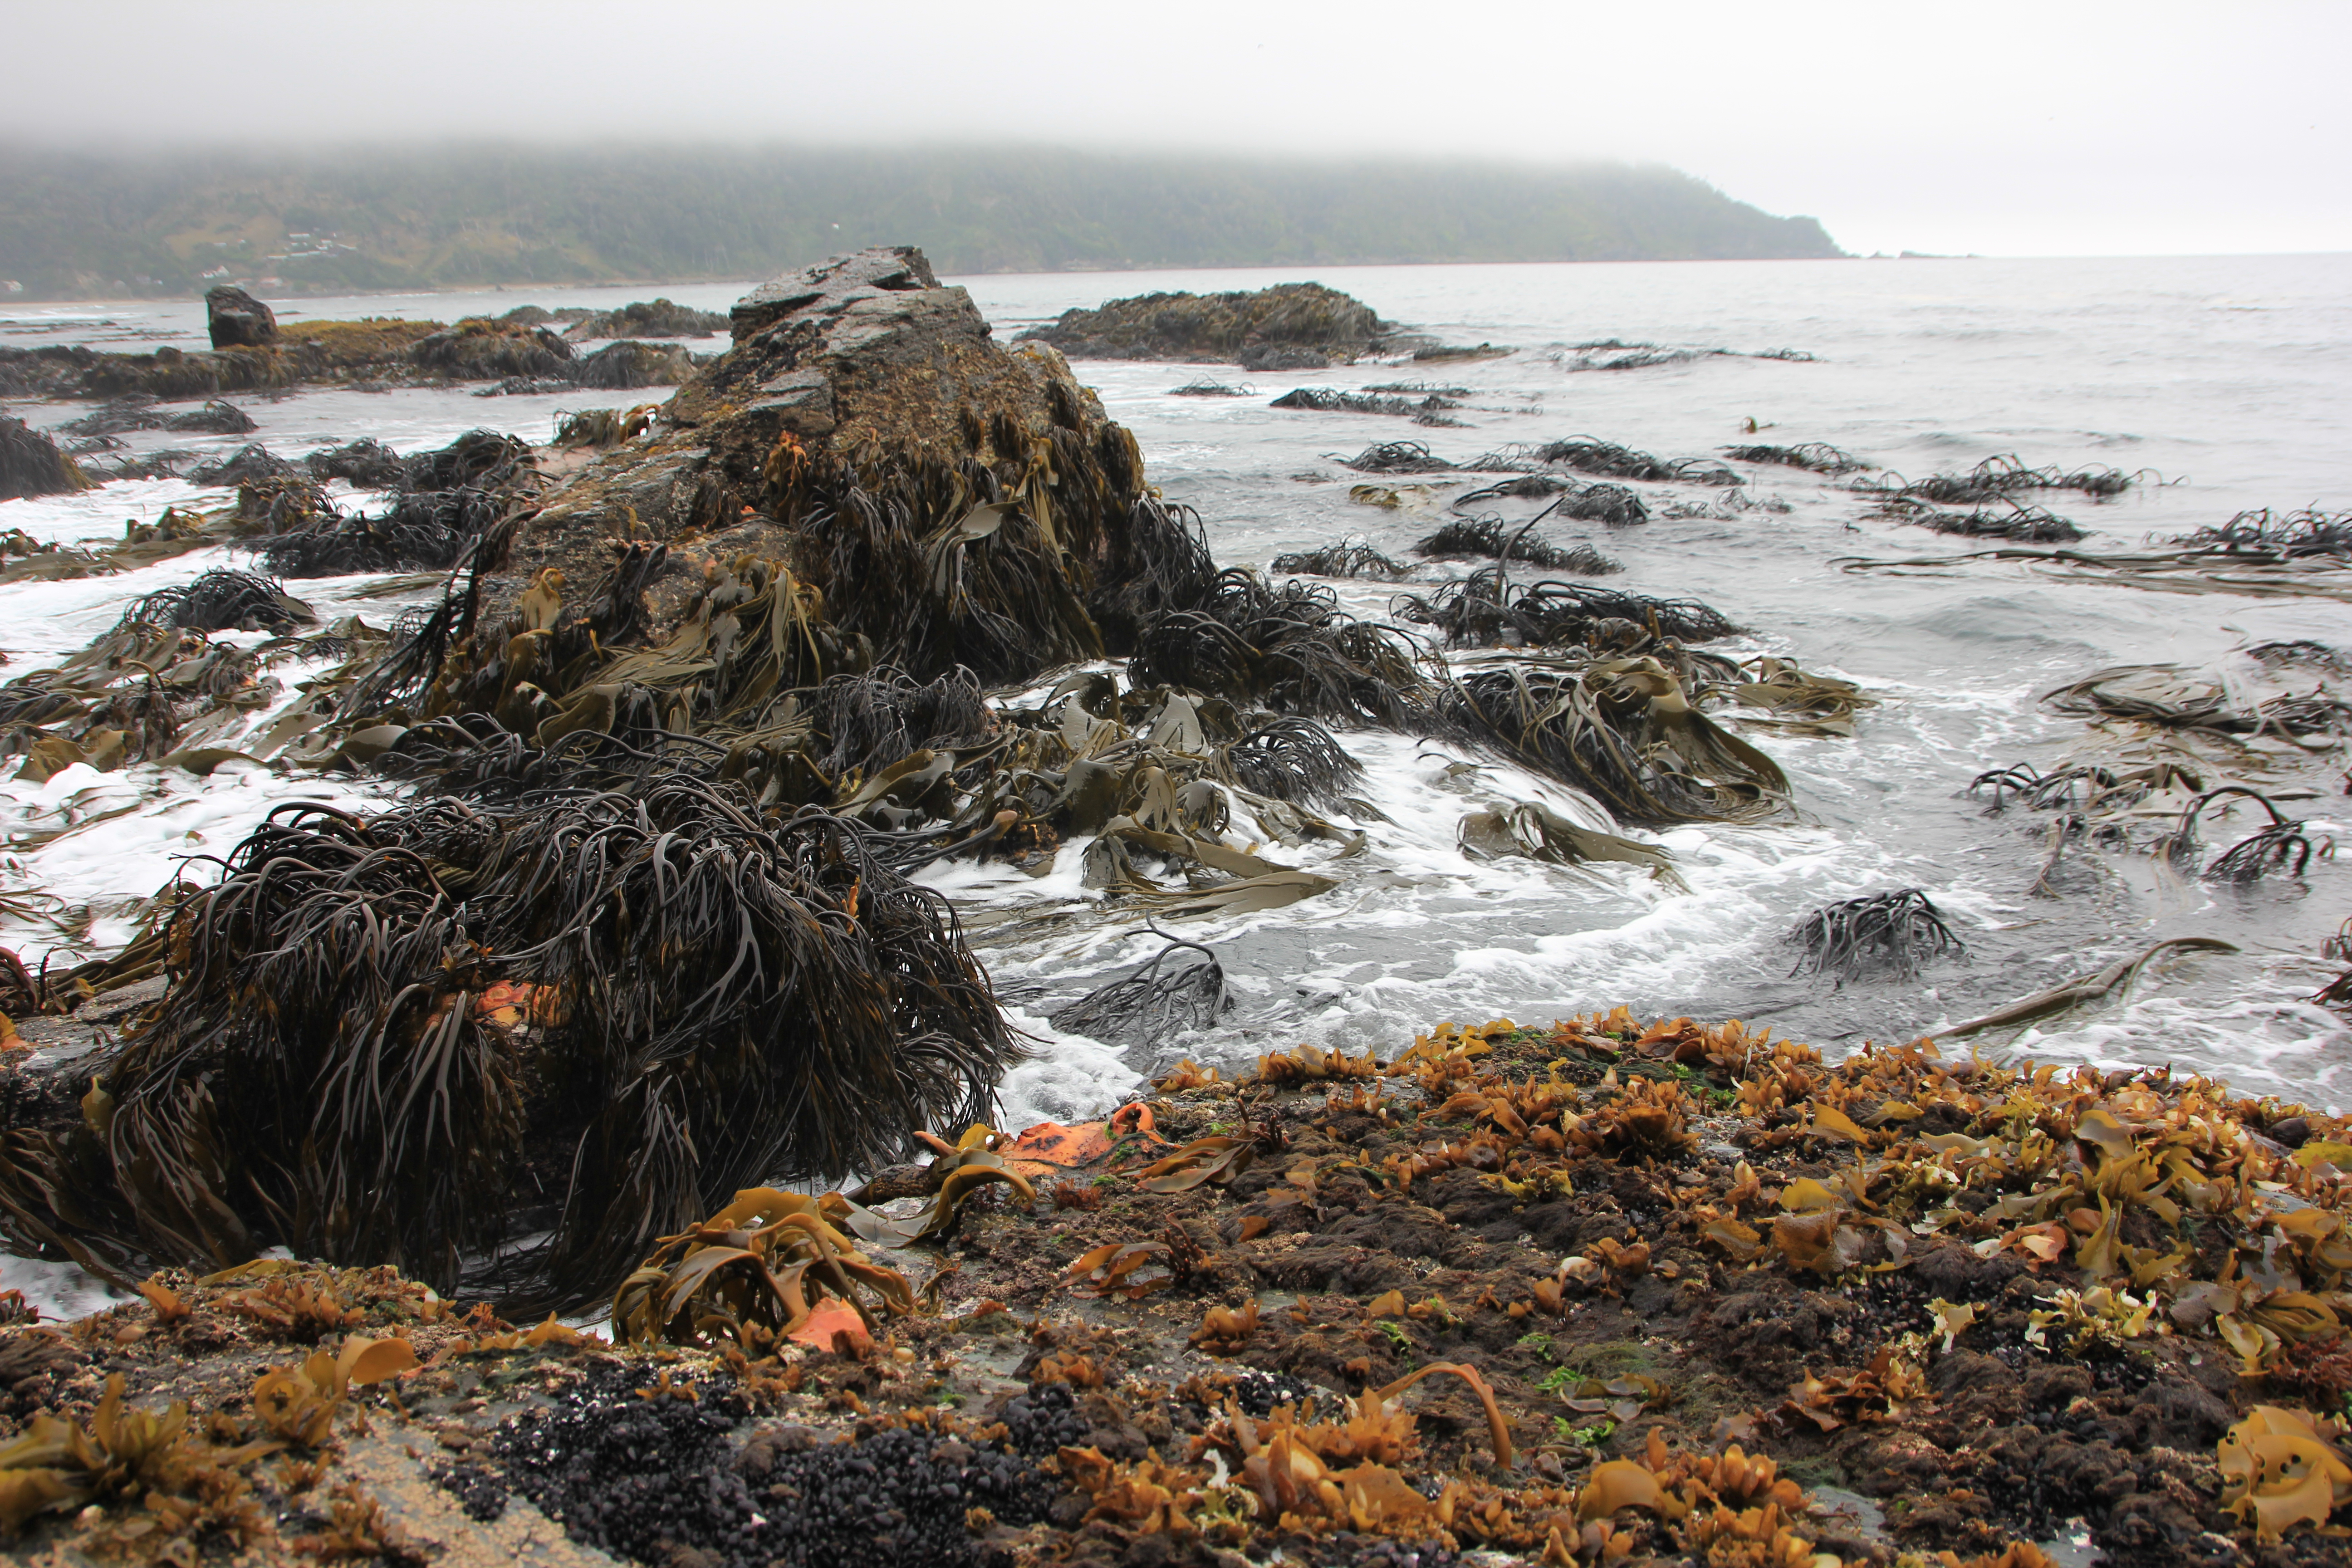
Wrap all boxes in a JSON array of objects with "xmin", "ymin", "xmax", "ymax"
[
  {"xmin": 1269, "ymin": 387, "xmax": 1463, "ymax": 426},
  {"xmin": 1436, "ymin": 660, "xmax": 1788, "ymax": 827},
  {"xmin": 2176, "ymin": 788, "xmax": 2332, "ymax": 885},
  {"xmin": 1269, "ymin": 539, "xmax": 1415, "ymax": 579},
  {"xmin": 2042, "ymin": 665, "xmax": 2352, "ymax": 739},
  {"xmin": 304, "ymin": 438, "xmax": 408, "ymax": 490},
  {"xmin": 1553, "ymin": 484, "xmax": 1649, "ymax": 527},
  {"xmin": 257, "ymin": 429, "xmax": 540, "ymax": 578},
  {"xmin": 1858, "ymin": 454, "xmax": 2147, "ymax": 506},
  {"xmin": 1128, "ymin": 569, "xmax": 1432, "ymax": 727},
  {"xmin": 1931, "ymin": 936, "xmax": 2239, "ymax": 1039},
  {"xmin": 1337, "ymin": 442, "xmax": 1456, "ymax": 474},
  {"xmin": 0, "ymin": 781, "xmax": 1017, "ymax": 1314},
  {"xmin": 1722, "ymin": 442, "xmax": 1868, "ymax": 475},
  {"xmin": 1522, "ymin": 437, "xmax": 1740, "ymax": 487},
  {"xmin": 1891, "ymin": 500, "xmax": 2086, "ymax": 543},
  {"xmin": 2174, "ymin": 507, "xmax": 2352, "ymax": 559},
  {"xmin": 0, "ymin": 414, "xmax": 90, "ymax": 501},
  {"xmin": 117, "ymin": 570, "xmax": 314, "ymax": 636},
  {"xmin": 1216, "ymin": 713, "xmax": 1364, "ymax": 809},
  {"xmin": 1412, "ymin": 518, "xmax": 1621, "ymax": 572},
  {"xmin": 1046, "ymin": 926, "xmax": 1230, "ymax": 1050},
  {"xmin": 1167, "ymin": 378, "xmax": 1253, "ymax": 397},
  {"xmin": 1394, "ymin": 566, "xmax": 1736, "ymax": 650},
  {"xmin": 1786, "ymin": 889, "xmax": 1965, "ymax": 983},
  {"xmin": 1453, "ymin": 474, "xmax": 1569, "ymax": 505},
  {"xmin": 1456, "ymin": 800, "xmax": 1687, "ymax": 888},
  {"xmin": 610, "ymin": 1186, "xmax": 916, "ymax": 1352}
]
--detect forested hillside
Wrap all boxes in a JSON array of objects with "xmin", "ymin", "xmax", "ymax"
[{"xmin": 0, "ymin": 144, "xmax": 1842, "ymax": 299}]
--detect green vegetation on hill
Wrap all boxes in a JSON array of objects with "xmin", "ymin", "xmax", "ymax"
[{"xmin": 0, "ymin": 144, "xmax": 1842, "ymax": 300}]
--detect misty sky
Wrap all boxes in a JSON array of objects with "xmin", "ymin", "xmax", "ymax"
[{"xmin": 6, "ymin": 0, "xmax": 2347, "ymax": 259}]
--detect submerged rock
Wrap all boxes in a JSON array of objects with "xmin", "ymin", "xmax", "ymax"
[
  {"xmin": 204, "ymin": 284, "xmax": 276, "ymax": 349},
  {"xmin": 1017, "ymin": 280, "xmax": 1397, "ymax": 365}
]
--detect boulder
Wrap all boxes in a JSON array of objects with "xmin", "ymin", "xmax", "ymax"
[{"xmin": 204, "ymin": 285, "xmax": 277, "ymax": 349}]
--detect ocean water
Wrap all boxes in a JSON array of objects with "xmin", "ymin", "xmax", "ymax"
[{"xmin": 3, "ymin": 254, "xmax": 2350, "ymax": 1308}]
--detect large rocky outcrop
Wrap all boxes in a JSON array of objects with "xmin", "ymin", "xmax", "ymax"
[
  {"xmin": 204, "ymin": 285, "xmax": 277, "ymax": 349},
  {"xmin": 493, "ymin": 246, "xmax": 1211, "ymax": 681},
  {"xmin": 1016, "ymin": 281, "xmax": 1401, "ymax": 369}
]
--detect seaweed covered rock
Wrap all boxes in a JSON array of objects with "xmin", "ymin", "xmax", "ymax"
[
  {"xmin": 203, "ymin": 284, "xmax": 276, "ymax": 349},
  {"xmin": 562, "ymin": 298, "xmax": 727, "ymax": 340},
  {"xmin": 408, "ymin": 319, "xmax": 576, "ymax": 382},
  {"xmin": 1018, "ymin": 281, "xmax": 1396, "ymax": 367},
  {"xmin": 496, "ymin": 245, "xmax": 1214, "ymax": 683},
  {"xmin": 0, "ymin": 783, "xmax": 1014, "ymax": 1311},
  {"xmin": 0, "ymin": 413, "xmax": 89, "ymax": 500}
]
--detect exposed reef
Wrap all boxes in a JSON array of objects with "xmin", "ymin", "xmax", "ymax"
[
  {"xmin": 0, "ymin": 316, "xmax": 701, "ymax": 404},
  {"xmin": 1018, "ymin": 283, "xmax": 1405, "ymax": 369}
]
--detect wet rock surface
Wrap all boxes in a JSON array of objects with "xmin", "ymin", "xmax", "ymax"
[{"xmin": 204, "ymin": 284, "xmax": 277, "ymax": 349}]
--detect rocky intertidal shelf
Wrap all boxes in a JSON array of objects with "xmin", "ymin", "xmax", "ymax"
[{"xmin": 4, "ymin": 1014, "xmax": 2352, "ymax": 1564}]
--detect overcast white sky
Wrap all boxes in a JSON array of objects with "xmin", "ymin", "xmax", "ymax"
[{"xmin": 5, "ymin": 0, "xmax": 2347, "ymax": 257}]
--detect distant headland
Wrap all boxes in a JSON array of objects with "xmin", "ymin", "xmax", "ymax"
[{"xmin": 0, "ymin": 143, "xmax": 1842, "ymax": 301}]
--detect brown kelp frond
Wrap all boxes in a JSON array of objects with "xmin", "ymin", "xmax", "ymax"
[
  {"xmin": 2041, "ymin": 664, "xmax": 2352, "ymax": 738},
  {"xmin": 1437, "ymin": 660, "xmax": 1788, "ymax": 827},
  {"xmin": 1129, "ymin": 570, "xmax": 1434, "ymax": 727},
  {"xmin": 1412, "ymin": 517, "xmax": 1623, "ymax": 569},
  {"xmin": 1786, "ymin": 889, "xmax": 1966, "ymax": 983},
  {"xmin": 1214, "ymin": 714, "xmax": 1364, "ymax": 810},
  {"xmin": 304, "ymin": 438, "xmax": 408, "ymax": 489},
  {"xmin": 1722, "ymin": 442, "xmax": 1870, "ymax": 474},
  {"xmin": 1553, "ymin": 483, "xmax": 1649, "ymax": 527},
  {"xmin": 1269, "ymin": 539, "xmax": 1415, "ymax": 580},
  {"xmin": 2167, "ymin": 787, "xmax": 2334, "ymax": 885},
  {"xmin": 1526, "ymin": 436, "xmax": 1740, "ymax": 487},
  {"xmin": 1270, "ymin": 387, "xmax": 1466, "ymax": 426},
  {"xmin": 611, "ymin": 1186, "xmax": 916, "ymax": 1353},
  {"xmin": 1393, "ymin": 566, "xmax": 1735, "ymax": 649},
  {"xmin": 757, "ymin": 437, "xmax": 1209, "ymax": 685},
  {"xmin": 1883, "ymin": 498, "xmax": 2087, "ymax": 543},
  {"xmin": 1167, "ymin": 378, "xmax": 1254, "ymax": 397},
  {"xmin": 259, "ymin": 429, "xmax": 539, "ymax": 579},
  {"xmin": 117, "ymin": 570, "xmax": 314, "ymax": 636},
  {"xmin": 1336, "ymin": 442, "xmax": 1456, "ymax": 474},
  {"xmin": 0, "ymin": 1370, "xmax": 283, "ymax": 1542},
  {"xmin": 2173, "ymin": 507, "xmax": 2352, "ymax": 558},
  {"xmin": 0, "ymin": 778, "xmax": 1015, "ymax": 1315},
  {"xmin": 1858, "ymin": 453, "xmax": 2151, "ymax": 506},
  {"xmin": 1931, "ymin": 936, "xmax": 2237, "ymax": 1038},
  {"xmin": 1457, "ymin": 801, "xmax": 1688, "ymax": 888},
  {"xmin": 1046, "ymin": 926, "xmax": 1230, "ymax": 1050},
  {"xmin": 807, "ymin": 666, "xmax": 994, "ymax": 782}
]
